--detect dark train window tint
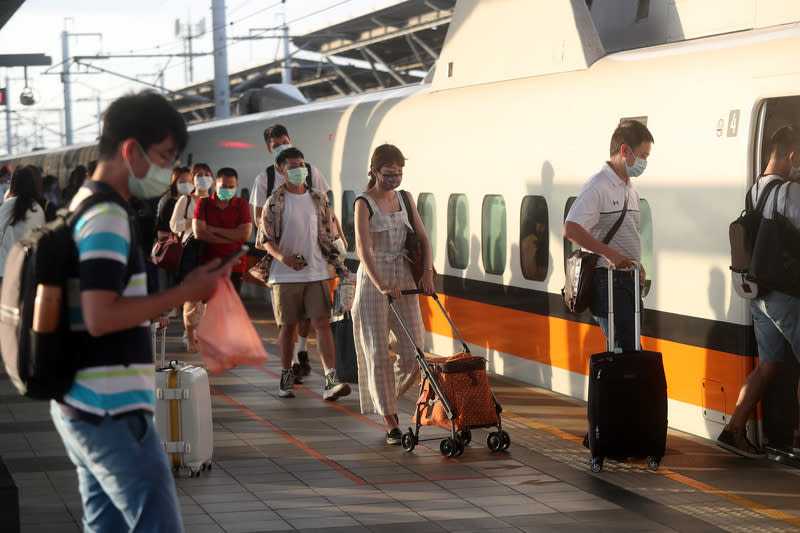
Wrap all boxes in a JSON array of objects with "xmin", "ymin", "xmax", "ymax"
[
  {"xmin": 481, "ymin": 195, "xmax": 506, "ymax": 275},
  {"xmin": 417, "ymin": 193, "xmax": 436, "ymax": 262},
  {"xmin": 342, "ymin": 190, "xmax": 356, "ymax": 252},
  {"xmin": 327, "ymin": 190, "xmax": 334, "ymax": 209},
  {"xmin": 447, "ymin": 193, "xmax": 469, "ymax": 269},
  {"xmin": 520, "ymin": 195, "xmax": 549, "ymax": 281},
  {"xmin": 563, "ymin": 196, "xmax": 578, "ymax": 268}
]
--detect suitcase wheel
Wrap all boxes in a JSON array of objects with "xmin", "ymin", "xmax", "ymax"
[
  {"xmin": 646, "ymin": 457, "xmax": 660, "ymax": 471},
  {"xmin": 499, "ymin": 430, "xmax": 510, "ymax": 451},
  {"xmin": 402, "ymin": 431, "xmax": 416, "ymax": 452},
  {"xmin": 440, "ymin": 437, "xmax": 463, "ymax": 458},
  {"xmin": 590, "ymin": 457, "xmax": 603, "ymax": 473},
  {"xmin": 487, "ymin": 432, "xmax": 503, "ymax": 452},
  {"xmin": 455, "ymin": 429, "xmax": 472, "ymax": 446}
]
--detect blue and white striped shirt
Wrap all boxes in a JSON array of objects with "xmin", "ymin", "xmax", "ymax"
[{"xmin": 62, "ymin": 181, "xmax": 154, "ymax": 417}]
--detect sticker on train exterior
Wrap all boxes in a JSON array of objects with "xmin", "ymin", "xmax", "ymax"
[
  {"xmin": 716, "ymin": 119, "xmax": 724, "ymax": 137},
  {"xmin": 727, "ymin": 110, "xmax": 740, "ymax": 137}
]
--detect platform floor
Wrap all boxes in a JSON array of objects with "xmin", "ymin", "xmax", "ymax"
[{"xmin": 2, "ymin": 298, "xmax": 800, "ymax": 532}]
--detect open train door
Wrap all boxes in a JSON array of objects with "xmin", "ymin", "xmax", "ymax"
[{"xmin": 752, "ymin": 95, "xmax": 800, "ymax": 466}]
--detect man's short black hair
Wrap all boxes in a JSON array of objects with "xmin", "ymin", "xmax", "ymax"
[
  {"xmin": 263, "ymin": 124, "xmax": 289, "ymax": 145},
  {"xmin": 770, "ymin": 125, "xmax": 800, "ymax": 158},
  {"xmin": 98, "ymin": 91, "xmax": 188, "ymax": 160},
  {"xmin": 216, "ymin": 167, "xmax": 238, "ymax": 180},
  {"xmin": 276, "ymin": 147, "xmax": 305, "ymax": 168}
]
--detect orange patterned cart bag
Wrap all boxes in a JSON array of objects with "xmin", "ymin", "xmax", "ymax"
[{"xmin": 413, "ymin": 352, "xmax": 499, "ymax": 430}]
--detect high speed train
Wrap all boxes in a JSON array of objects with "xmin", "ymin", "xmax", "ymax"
[{"xmin": 4, "ymin": 1, "xmax": 800, "ymax": 448}]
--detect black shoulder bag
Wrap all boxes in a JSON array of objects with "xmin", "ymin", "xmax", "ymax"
[{"xmin": 562, "ymin": 190, "xmax": 629, "ymax": 313}]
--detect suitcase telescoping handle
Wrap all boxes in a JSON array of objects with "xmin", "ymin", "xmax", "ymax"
[
  {"xmin": 387, "ymin": 290, "xmax": 470, "ymax": 354},
  {"xmin": 606, "ymin": 262, "xmax": 642, "ymax": 353}
]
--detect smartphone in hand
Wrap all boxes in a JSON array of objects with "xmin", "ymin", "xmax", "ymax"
[{"xmin": 215, "ymin": 245, "xmax": 249, "ymax": 272}]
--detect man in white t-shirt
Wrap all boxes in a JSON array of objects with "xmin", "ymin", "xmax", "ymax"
[
  {"xmin": 255, "ymin": 147, "xmax": 351, "ymax": 401},
  {"xmin": 563, "ymin": 120, "xmax": 653, "ymax": 350},
  {"xmin": 717, "ymin": 125, "xmax": 800, "ymax": 459},
  {"xmin": 251, "ymin": 124, "xmax": 346, "ymax": 379}
]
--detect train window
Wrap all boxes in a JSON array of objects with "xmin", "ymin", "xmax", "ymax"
[
  {"xmin": 563, "ymin": 197, "xmax": 578, "ymax": 268},
  {"xmin": 520, "ymin": 195, "xmax": 549, "ymax": 281},
  {"xmin": 417, "ymin": 193, "xmax": 436, "ymax": 262},
  {"xmin": 640, "ymin": 198, "xmax": 653, "ymax": 297},
  {"xmin": 341, "ymin": 190, "xmax": 356, "ymax": 252},
  {"xmin": 447, "ymin": 193, "xmax": 469, "ymax": 269},
  {"xmin": 754, "ymin": 96, "xmax": 800, "ymax": 179},
  {"xmin": 481, "ymin": 195, "xmax": 506, "ymax": 275}
]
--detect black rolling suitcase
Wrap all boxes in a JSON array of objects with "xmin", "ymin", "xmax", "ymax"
[
  {"xmin": 587, "ymin": 265, "xmax": 667, "ymax": 472},
  {"xmin": 331, "ymin": 311, "xmax": 358, "ymax": 383}
]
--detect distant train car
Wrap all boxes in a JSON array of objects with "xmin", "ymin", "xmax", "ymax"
[{"xmin": 3, "ymin": 1, "xmax": 800, "ymax": 452}]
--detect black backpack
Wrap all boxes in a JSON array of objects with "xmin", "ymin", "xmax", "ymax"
[
  {"xmin": 265, "ymin": 163, "xmax": 313, "ymax": 197},
  {"xmin": 0, "ymin": 193, "xmax": 135, "ymax": 400},
  {"xmin": 729, "ymin": 177, "xmax": 782, "ymax": 299}
]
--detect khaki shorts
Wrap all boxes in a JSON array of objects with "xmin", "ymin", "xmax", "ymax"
[{"xmin": 271, "ymin": 280, "xmax": 332, "ymax": 326}]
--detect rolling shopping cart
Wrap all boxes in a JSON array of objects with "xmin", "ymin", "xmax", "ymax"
[{"xmin": 388, "ymin": 290, "xmax": 509, "ymax": 458}]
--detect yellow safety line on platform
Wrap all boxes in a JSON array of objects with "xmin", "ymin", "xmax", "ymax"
[{"xmin": 502, "ymin": 410, "xmax": 800, "ymax": 528}]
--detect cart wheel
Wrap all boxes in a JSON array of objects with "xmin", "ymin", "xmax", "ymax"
[
  {"xmin": 590, "ymin": 457, "xmax": 603, "ymax": 473},
  {"xmin": 440, "ymin": 438, "xmax": 458, "ymax": 458},
  {"xmin": 402, "ymin": 431, "xmax": 416, "ymax": 452},
  {"xmin": 499, "ymin": 431, "xmax": 511, "ymax": 451},
  {"xmin": 453, "ymin": 440, "xmax": 465, "ymax": 457},
  {"xmin": 646, "ymin": 457, "xmax": 660, "ymax": 471},
  {"xmin": 487, "ymin": 432, "xmax": 503, "ymax": 452},
  {"xmin": 455, "ymin": 429, "xmax": 472, "ymax": 445},
  {"xmin": 207, "ymin": 463, "xmax": 212, "ymax": 471}
]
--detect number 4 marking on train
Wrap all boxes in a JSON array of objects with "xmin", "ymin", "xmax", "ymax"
[{"xmin": 727, "ymin": 110, "xmax": 740, "ymax": 137}]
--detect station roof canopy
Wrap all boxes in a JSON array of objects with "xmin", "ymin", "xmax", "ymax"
[
  {"xmin": 170, "ymin": 0, "xmax": 455, "ymax": 123},
  {"xmin": 0, "ymin": 0, "xmax": 24, "ymax": 31}
]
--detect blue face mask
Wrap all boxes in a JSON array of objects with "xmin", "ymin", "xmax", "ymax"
[
  {"xmin": 216, "ymin": 188, "xmax": 236, "ymax": 201},
  {"xmin": 625, "ymin": 145, "xmax": 647, "ymax": 178},
  {"xmin": 273, "ymin": 143, "xmax": 292, "ymax": 159},
  {"xmin": 195, "ymin": 176, "xmax": 213, "ymax": 191}
]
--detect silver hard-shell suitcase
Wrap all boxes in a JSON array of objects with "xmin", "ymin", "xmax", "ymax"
[{"xmin": 152, "ymin": 323, "xmax": 214, "ymax": 476}]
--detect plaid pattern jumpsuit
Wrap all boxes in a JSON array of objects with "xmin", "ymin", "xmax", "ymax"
[{"xmin": 352, "ymin": 192, "xmax": 423, "ymax": 416}]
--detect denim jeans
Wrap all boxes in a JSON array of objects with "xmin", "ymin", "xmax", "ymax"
[
  {"xmin": 751, "ymin": 290, "xmax": 800, "ymax": 363},
  {"xmin": 589, "ymin": 269, "xmax": 643, "ymax": 351},
  {"xmin": 50, "ymin": 402, "xmax": 184, "ymax": 532}
]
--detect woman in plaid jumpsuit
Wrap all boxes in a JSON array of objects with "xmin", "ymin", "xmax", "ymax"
[{"xmin": 352, "ymin": 145, "xmax": 435, "ymax": 444}]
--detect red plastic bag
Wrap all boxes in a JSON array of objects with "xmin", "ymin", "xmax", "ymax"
[{"xmin": 197, "ymin": 276, "xmax": 268, "ymax": 374}]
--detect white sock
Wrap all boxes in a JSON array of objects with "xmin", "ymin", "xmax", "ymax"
[{"xmin": 297, "ymin": 336, "xmax": 308, "ymax": 353}]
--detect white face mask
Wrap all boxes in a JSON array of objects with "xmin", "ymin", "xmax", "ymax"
[
  {"xmin": 273, "ymin": 143, "xmax": 292, "ymax": 159},
  {"xmin": 624, "ymin": 145, "xmax": 647, "ymax": 178},
  {"xmin": 177, "ymin": 182, "xmax": 194, "ymax": 195},
  {"xmin": 195, "ymin": 176, "xmax": 214, "ymax": 190},
  {"xmin": 126, "ymin": 142, "xmax": 173, "ymax": 198}
]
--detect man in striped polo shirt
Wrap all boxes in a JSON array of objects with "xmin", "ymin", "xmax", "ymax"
[
  {"xmin": 563, "ymin": 120, "xmax": 654, "ymax": 350},
  {"xmin": 49, "ymin": 91, "xmax": 227, "ymax": 532}
]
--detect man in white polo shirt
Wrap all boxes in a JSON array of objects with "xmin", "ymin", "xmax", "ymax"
[{"xmin": 563, "ymin": 120, "xmax": 654, "ymax": 350}]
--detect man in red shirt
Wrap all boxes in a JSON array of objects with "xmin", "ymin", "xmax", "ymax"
[{"xmin": 193, "ymin": 167, "xmax": 252, "ymax": 292}]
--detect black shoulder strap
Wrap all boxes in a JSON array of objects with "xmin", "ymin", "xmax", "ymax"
[
  {"xmin": 601, "ymin": 189, "xmax": 629, "ymax": 245},
  {"xmin": 305, "ymin": 163, "xmax": 313, "ymax": 189},
  {"xmin": 400, "ymin": 190, "xmax": 416, "ymax": 233},
  {"xmin": 69, "ymin": 193, "xmax": 138, "ymax": 285},
  {"xmin": 749, "ymin": 177, "xmax": 783, "ymax": 214},
  {"xmin": 266, "ymin": 166, "xmax": 275, "ymax": 197}
]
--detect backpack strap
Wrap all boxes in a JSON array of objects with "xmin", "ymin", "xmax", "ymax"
[
  {"xmin": 266, "ymin": 166, "xmax": 275, "ymax": 198},
  {"xmin": 68, "ymin": 193, "xmax": 138, "ymax": 285},
  {"xmin": 748, "ymin": 177, "xmax": 783, "ymax": 214}
]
